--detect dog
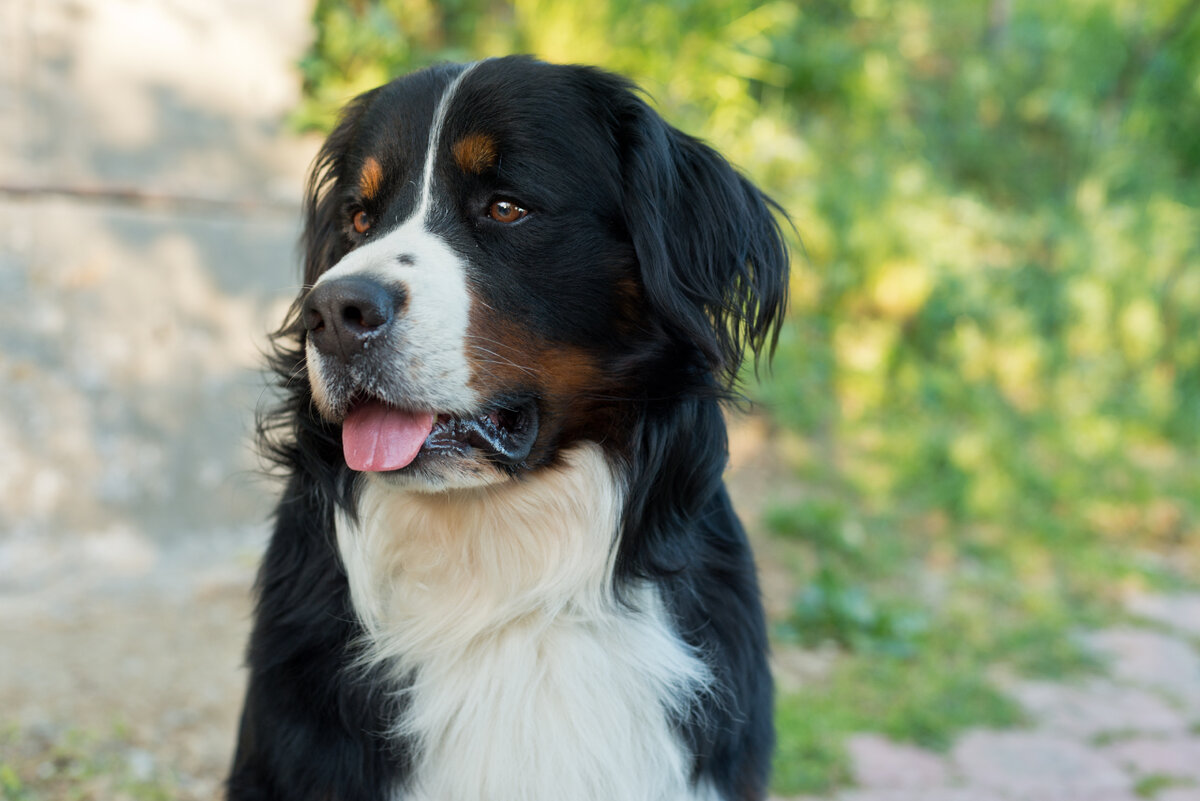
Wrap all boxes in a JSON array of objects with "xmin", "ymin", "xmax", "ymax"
[{"xmin": 228, "ymin": 56, "xmax": 789, "ymax": 801}]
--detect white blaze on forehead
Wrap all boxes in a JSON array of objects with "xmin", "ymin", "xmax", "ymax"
[
  {"xmin": 416, "ymin": 62, "xmax": 481, "ymax": 223},
  {"xmin": 309, "ymin": 63, "xmax": 482, "ymax": 414}
]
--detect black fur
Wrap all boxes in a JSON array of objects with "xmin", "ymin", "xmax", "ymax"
[{"xmin": 230, "ymin": 56, "xmax": 789, "ymax": 801}]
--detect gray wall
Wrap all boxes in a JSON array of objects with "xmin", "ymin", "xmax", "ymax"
[{"xmin": 0, "ymin": 0, "xmax": 320, "ymax": 590}]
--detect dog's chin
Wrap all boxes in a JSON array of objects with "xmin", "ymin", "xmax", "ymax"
[{"xmin": 365, "ymin": 453, "xmax": 511, "ymax": 493}]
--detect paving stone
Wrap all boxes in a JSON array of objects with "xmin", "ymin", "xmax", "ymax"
[
  {"xmin": 1009, "ymin": 678, "xmax": 1189, "ymax": 738},
  {"xmin": 1127, "ymin": 593, "xmax": 1200, "ymax": 639},
  {"xmin": 1158, "ymin": 790, "xmax": 1200, "ymax": 801},
  {"xmin": 1102, "ymin": 736, "xmax": 1200, "ymax": 782},
  {"xmin": 1085, "ymin": 628, "xmax": 1200, "ymax": 715},
  {"xmin": 836, "ymin": 791, "xmax": 1004, "ymax": 801},
  {"xmin": 952, "ymin": 730, "xmax": 1133, "ymax": 796},
  {"xmin": 1005, "ymin": 793, "xmax": 1140, "ymax": 801},
  {"xmin": 846, "ymin": 733, "xmax": 952, "ymax": 789}
]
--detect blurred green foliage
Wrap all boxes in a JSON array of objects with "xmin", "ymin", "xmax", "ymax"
[{"xmin": 298, "ymin": 0, "xmax": 1200, "ymax": 794}]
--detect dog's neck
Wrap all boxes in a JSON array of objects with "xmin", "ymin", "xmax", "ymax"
[
  {"xmin": 336, "ymin": 443, "xmax": 624, "ymax": 656},
  {"xmin": 334, "ymin": 442, "xmax": 714, "ymax": 801}
]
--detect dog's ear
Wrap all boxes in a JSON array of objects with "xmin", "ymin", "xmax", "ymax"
[
  {"xmin": 619, "ymin": 97, "xmax": 791, "ymax": 389},
  {"xmin": 301, "ymin": 89, "xmax": 380, "ymax": 288}
]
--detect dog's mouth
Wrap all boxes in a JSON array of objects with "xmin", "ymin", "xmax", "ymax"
[{"xmin": 340, "ymin": 396, "xmax": 539, "ymax": 473}]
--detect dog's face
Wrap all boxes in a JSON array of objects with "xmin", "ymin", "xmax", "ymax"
[{"xmin": 295, "ymin": 57, "xmax": 787, "ymax": 492}]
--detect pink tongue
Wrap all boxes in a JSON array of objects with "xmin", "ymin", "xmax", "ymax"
[{"xmin": 341, "ymin": 402, "xmax": 436, "ymax": 472}]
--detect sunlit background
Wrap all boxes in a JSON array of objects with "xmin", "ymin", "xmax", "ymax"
[{"xmin": 2, "ymin": 0, "xmax": 1198, "ymax": 798}]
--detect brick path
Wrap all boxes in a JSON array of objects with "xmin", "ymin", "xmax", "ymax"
[{"xmin": 776, "ymin": 593, "xmax": 1200, "ymax": 801}]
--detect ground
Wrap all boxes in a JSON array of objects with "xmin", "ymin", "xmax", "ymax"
[{"xmin": 3, "ymin": 445, "xmax": 1200, "ymax": 800}]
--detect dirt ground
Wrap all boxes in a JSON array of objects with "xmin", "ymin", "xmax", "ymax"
[{"xmin": 0, "ymin": 555, "xmax": 255, "ymax": 799}]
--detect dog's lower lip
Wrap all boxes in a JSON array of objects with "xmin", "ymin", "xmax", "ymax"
[{"xmin": 353, "ymin": 399, "xmax": 539, "ymax": 470}]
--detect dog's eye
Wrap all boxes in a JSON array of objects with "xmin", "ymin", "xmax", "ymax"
[
  {"xmin": 488, "ymin": 200, "xmax": 527, "ymax": 224},
  {"xmin": 352, "ymin": 210, "xmax": 372, "ymax": 234}
]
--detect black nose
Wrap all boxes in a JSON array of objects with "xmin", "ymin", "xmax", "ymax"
[{"xmin": 302, "ymin": 276, "xmax": 404, "ymax": 362}]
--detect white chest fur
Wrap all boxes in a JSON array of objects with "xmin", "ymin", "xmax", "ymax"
[{"xmin": 335, "ymin": 444, "xmax": 716, "ymax": 801}]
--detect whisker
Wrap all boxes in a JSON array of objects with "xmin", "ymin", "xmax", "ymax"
[{"xmin": 465, "ymin": 344, "xmax": 541, "ymax": 378}]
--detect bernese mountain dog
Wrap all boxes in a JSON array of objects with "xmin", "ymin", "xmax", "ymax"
[{"xmin": 228, "ymin": 56, "xmax": 790, "ymax": 801}]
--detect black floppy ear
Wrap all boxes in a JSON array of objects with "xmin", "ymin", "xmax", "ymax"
[
  {"xmin": 301, "ymin": 89, "xmax": 380, "ymax": 287},
  {"xmin": 620, "ymin": 100, "xmax": 791, "ymax": 388}
]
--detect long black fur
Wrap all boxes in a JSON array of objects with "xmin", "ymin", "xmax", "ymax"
[{"xmin": 230, "ymin": 57, "xmax": 789, "ymax": 801}]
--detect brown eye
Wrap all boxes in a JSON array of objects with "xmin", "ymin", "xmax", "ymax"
[
  {"xmin": 352, "ymin": 210, "xmax": 371, "ymax": 234},
  {"xmin": 488, "ymin": 200, "xmax": 527, "ymax": 224}
]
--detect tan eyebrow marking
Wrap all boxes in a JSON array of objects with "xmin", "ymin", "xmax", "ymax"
[
  {"xmin": 452, "ymin": 133, "xmax": 498, "ymax": 175},
  {"xmin": 359, "ymin": 156, "xmax": 384, "ymax": 199}
]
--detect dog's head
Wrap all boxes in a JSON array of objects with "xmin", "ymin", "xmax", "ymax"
[{"xmin": 286, "ymin": 57, "xmax": 789, "ymax": 492}]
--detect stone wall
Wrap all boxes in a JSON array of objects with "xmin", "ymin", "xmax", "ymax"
[{"xmin": 0, "ymin": 0, "xmax": 320, "ymax": 590}]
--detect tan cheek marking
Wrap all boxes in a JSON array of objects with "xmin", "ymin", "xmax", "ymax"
[
  {"xmin": 463, "ymin": 290, "xmax": 610, "ymax": 401},
  {"xmin": 535, "ymin": 346, "xmax": 624, "ymax": 447},
  {"xmin": 360, "ymin": 156, "xmax": 384, "ymax": 200},
  {"xmin": 453, "ymin": 134, "xmax": 498, "ymax": 175},
  {"xmin": 538, "ymin": 348, "xmax": 603, "ymax": 398},
  {"xmin": 465, "ymin": 305, "xmax": 614, "ymax": 434},
  {"xmin": 465, "ymin": 312, "xmax": 537, "ymax": 392}
]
